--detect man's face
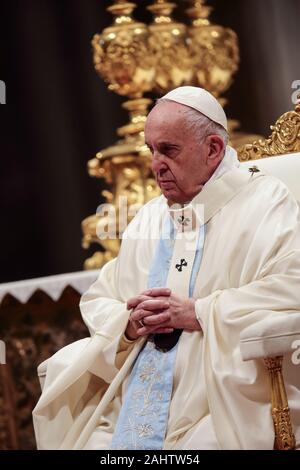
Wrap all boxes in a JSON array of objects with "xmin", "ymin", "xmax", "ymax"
[{"xmin": 145, "ymin": 101, "xmax": 224, "ymax": 205}]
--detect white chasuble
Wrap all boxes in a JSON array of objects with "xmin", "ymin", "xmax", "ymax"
[{"xmin": 33, "ymin": 168, "xmax": 300, "ymax": 450}]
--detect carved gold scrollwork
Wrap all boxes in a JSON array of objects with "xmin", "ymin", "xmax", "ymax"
[
  {"xmin": 264, "ymin": 357, "xmax": 296, "ymax": 450},
  {"xmin": 238, "ymin": 103, "xmax": 300, "ymax": 161}
]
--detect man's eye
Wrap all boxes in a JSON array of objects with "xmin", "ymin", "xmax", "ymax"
[{"xmin": 162, "ymin": 146, "xmax": 177, "ymax": 155}]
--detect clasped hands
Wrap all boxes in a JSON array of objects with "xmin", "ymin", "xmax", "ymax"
[{"xmin": 125, "ymin": 287, "xmax": 201, "ymax": 341}]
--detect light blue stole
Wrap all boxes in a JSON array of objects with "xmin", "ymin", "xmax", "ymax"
[{"xmin": 110, "ymin": 216, "xmax": 205, "ymax": 450}]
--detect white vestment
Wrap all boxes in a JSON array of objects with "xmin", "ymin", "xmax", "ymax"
[{"xmin": 32, "ymin": 160, "xmax": 300, "ymax": 450}]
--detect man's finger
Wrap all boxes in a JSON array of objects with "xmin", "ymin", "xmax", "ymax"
[
  {"xmin": 152, "ymin": 328, "xmax": 174, "ymax": 334},
  {"xmin": 137, "ymin": 326, "xmax": 173, "ymax": 336},
  {"xmin": 127, "ymin": 289, "xmax": 171, "ymax": 309},
  {"xmin": 138, "ymin": 299, "xmax": 169, "ymax": 312},
  {"xmin": 127, "ymin": 295, "xmax": 150, "ymax": 310},
  {"xmin": 142, "ymin": 311, "xmax": 170, "ymax": 326},
  {"xmin": 130, "ymin": 305, "xmax": 170, "ymax": 322},
  {"xmin": 141, "ymin": 288, "xmax": 171, "ymax": 297},
  {"xmin": 136, "ymin": 319, "xmax": 172, "ymax": 336}
]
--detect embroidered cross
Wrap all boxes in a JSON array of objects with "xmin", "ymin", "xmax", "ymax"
[
  {"xmin": 175, "ymin": 259, "xmax": 187, "ymax": 272},
  {"xmin": 177, "ymin": 216, "xmax": 190, "ymax": 226},
  {"xmin": 248, "ymin": 165, "xmax": 260, "ymax": 177}
]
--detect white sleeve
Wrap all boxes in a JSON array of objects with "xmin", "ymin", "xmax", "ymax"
[{"xmin": 80, "ymin": 257, "xmax": 129, "ymax": 336}]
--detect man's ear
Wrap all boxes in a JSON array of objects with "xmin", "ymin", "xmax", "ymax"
[{"xmin": 205, "ymin": 135, "xmax": 225, "ymax": 167}]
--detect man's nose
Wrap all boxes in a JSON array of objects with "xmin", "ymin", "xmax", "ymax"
[{"xmin": 151, "ymin": 152, "xmax": 167, "ymax": 175}]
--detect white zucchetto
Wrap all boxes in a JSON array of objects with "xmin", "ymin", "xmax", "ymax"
[{"xmin": 161, "ymin": 86, "xmax": 228, "ymax": 131}]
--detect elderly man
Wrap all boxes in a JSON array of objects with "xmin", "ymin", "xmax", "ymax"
[{"xmin": 33, "ymin": 87, "xmax": 300, "ymax": 450}]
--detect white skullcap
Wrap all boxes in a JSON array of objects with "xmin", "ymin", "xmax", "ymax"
[{"xmin": 161, "ymin": 86, "xmax": 228, "ymax": 131}]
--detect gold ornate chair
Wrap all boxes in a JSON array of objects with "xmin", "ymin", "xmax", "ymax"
[{"xmin": 237, "ymin": 103, "xmax": 300, "ymax": 450}]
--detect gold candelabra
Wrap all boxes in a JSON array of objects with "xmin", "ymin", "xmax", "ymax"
[{"xmin": 82, "ymin": 0, "xmax": 255, "ymax": 269}]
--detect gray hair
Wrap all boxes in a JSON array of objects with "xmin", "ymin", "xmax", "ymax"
[{"xmin": 157, "ymin": 98, "xmax": 229, "ymax": 147}]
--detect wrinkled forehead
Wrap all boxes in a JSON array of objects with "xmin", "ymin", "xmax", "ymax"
[
  {"xmin": 147, "ymin": 100, "xmax": 189, "ymax": 121},
  {"xmin": 145, "ymin": 101, "xmax": 189, "ymax": 136}
]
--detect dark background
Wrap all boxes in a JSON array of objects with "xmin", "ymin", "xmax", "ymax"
[{"xmin": 0, "ymin": 0, "xmax": 299, "ymax": 283}]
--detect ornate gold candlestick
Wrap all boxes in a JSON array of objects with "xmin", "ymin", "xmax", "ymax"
[
  {"xmin": 147, "ymin": 0, "xmax": 192, "ymax": 92},
  {"xmin": 185, "ymin": 0, "xmax": 239, "ymax": 99},
  {"xmin": 92, "ymin": 1, "xmax": 154, "ymax": 99},
  {"xmin": 82, "ymin": 1, "xmax": 156, "ymax": 269}
]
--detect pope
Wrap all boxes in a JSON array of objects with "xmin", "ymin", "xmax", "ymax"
[{"xmin": 32, "ymin": 86, "xmax": 300, "ymax": 450}]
